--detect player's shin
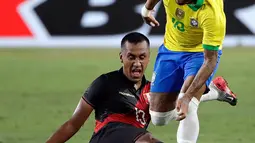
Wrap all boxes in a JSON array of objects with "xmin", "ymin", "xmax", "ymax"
[{"xmin": 177, "ymin": 96, "xmax": 200, "ymax": 143}]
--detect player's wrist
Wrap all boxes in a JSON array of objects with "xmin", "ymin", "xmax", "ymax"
[
  {"xmin": 184, "ymin": 94, "xmax": 193, "ymax": 101},
  {"xmin": 141, "ymin": 5, "xmax": 152, "ymax": 17}
]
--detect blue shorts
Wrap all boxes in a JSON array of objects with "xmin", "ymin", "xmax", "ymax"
[{"xmin": 150, "ymin": 44, "xmax": 222, "ymax": 93}]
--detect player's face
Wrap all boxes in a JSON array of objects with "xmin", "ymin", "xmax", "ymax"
[
  {"xmin": 120, "ymin": 41, "xmax": 150, "ymax": 83},
  {"xmin": 176, "ymin": 0, "xmax": 194, "ymax": 5}
]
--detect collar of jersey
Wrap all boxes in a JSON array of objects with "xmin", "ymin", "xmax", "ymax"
[
  {"xmin": 188, "ymin": 0, "xmax": 204, "ymax": 11},
  {"xmin": 118, "ymin": 67, "xmax": 147, "ymax": 88}
]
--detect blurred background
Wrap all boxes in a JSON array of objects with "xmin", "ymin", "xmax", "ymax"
[{"xmin": 0, "ymin": 0, "xmax": 255, "ymax": 143}]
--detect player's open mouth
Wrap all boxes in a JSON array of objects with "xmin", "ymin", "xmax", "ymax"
[{"xmin": 131, "ymin": 69, "xmax": 142, "ymax": 77}]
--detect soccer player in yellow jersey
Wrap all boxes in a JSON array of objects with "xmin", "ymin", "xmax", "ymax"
[{"xmin": 140, "ymin": 0, "xmax": 237, "ymax": 142}]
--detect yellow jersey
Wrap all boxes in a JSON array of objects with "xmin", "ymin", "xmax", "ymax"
[{"xmin": 163, "ymin": 0, "xmax": 226, "ymax": 52}]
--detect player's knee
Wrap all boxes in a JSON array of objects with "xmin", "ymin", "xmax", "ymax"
[{"xmin": 149, "ymin": 109, "xmax": 177, "ymax": 126}]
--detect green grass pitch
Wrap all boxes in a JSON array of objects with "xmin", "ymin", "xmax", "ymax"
[{"xmin": 0, "ymin": 48, "xmax": 255, "ymax": 143}]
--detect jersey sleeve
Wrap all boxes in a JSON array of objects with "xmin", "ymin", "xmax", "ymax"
[
  {"xmin": 200, "ymin": 9, "xmax": 226, "ymax": 50},
  {"xmin": 82, "ymin": 74, "xmax": 108, "ymax": 108}
]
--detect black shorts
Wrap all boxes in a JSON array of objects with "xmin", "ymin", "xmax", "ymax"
[{"xmin": 89, "ymin": 122, "xmax": 148, "ymax": 143}]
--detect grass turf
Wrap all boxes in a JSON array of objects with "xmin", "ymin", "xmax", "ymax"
[{"xmin": 0, "ymin": 48, "xmax": 254, "ymax": 143}]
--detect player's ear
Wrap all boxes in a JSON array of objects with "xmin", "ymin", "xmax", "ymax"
[{"xmin": 119, "ymin": 52, "xmax": 123, "ymax": 63}]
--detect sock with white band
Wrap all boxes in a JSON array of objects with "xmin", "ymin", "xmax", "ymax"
[
  {"xmin": 177, "ymin": 95, "xmax": 200, "ymax": 143},
  {"xmin": 200, "ymin": 87, "xmax": 219, "ymax": 102}
]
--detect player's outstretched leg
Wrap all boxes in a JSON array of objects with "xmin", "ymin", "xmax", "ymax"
[{"xmin": 200, "ymin": 76, "xmax": 237, "ymax": 106}]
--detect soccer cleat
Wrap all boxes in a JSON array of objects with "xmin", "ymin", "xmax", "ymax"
[{"xmin": 210, "ymin": 76, "xmax": 237, "ymax": 106}]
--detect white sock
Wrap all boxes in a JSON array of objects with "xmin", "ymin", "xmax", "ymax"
[
  {"xmin": 177, "ymin": 97, "xmax": 200, "ymax": 143},
  {"xmin": 200, "ymin": 87, "xmax": 219, "ymax": 102}
]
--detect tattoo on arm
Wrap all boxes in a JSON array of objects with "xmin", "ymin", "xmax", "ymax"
[{"xmin": 185, "ymin": 50, "xmax": 218, "ymax": 98}]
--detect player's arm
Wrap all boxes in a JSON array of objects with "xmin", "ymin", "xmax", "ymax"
[
  {"xmin": 145, "ymin": 0, "xmax": 161, "ymax": 9},
  {"xmin": 141, "ymin": 0, "xmax": 160, "ymax": 27},
  {"xmin": 176, "ymin": 14, "xmax": 223, "ymax": 120},
  {"xmin": 184, "ymin": 49, "xmax": 218, "ymax": 99},
  {"xmin": 184, "ymin": 13, "xmax": 224, "ymax": 100},
  {"xmin": 46, "ymin": 75, "xmax": 107, "ymax": 143},
  {"xmin": 46, "ymin": 99, "xmax": 93, "ymax": 143}
]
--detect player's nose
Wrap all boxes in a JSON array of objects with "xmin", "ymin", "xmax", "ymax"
[{"xmin": 133, "ymin": 59, "xmax": 142, "ymax": 67}]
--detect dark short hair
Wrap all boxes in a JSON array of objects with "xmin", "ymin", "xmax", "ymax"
[{"xmin": 121, "ymin": 32, "xmax": 150, "ymax": 50}]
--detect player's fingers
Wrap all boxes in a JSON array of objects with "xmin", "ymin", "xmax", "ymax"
[
  {"xmin": 149, "ymin": 16, "xmax": 160, "ymax": 27},
  {"xmin": 177, "ymin": 107, "xmax": 185, "ymax": 116},
  {"xmin": 143, "ymin": 17, "xmax": 152, "ymax": 26},
  {"xmin": 183, "ymin": 103, "xmax": 189, "ymax": 115},
  {"xmin": 143, "ymin": 17, "xmax": 160, "ymax": 27},
  {"xmin": 179, "ymin": 107, "xmax": 188, "ymax": 119},
  {"xmin": 176, "ymin": 112, "xmax": 186, "ymax": 121},
  {"xmin": 143, "ymin": 17, "xmax": 155, "ymax": 26},
  {"xmin": 176, "ymin": 116, "xmax": 184, "ymax": 121},
  {"xmin": 176, "ymin": 101, "xmax": 188, "ymax": 121},
  {"xmin": 176, "ymin": 101, "xmax": 181, "ymax": 112}
]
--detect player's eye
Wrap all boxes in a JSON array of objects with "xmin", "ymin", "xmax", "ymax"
[
  {"xmin": 128, "ymin": 55, "xmax": 135, "ymax": 60},
  {"xmin": 140, "ymin": 55, "xmax": 145, "ymax": 60}
]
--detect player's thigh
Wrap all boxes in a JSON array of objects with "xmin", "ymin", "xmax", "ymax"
[
  {"xmin": 150, "ymin": 44, "xmax": 183, "ymax": 111},
  {"xmin": 182, "ymin": 50, "xmax": 222, "ymax": 95},
  {"xmin": 135, "ymin": 132, "xmax": 163, "ymax": 143}
]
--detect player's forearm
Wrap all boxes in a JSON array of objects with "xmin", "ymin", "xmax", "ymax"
[
  {"xmin": 46, "ymin": 121, "xmax": 81, "ymax": 143},
  {"xmin": 185, "ymin": 51, "xmax": 218, "ymax": 99},
  {"xmin": 145, "ymin": 0, "xmax": 160, "ymax": 10}
]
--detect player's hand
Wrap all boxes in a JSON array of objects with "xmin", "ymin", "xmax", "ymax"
[
  {"xmin": 141, "ymin": 6, "xmax": 160, "ymax": 27},
  {"xmin": 176, "ymin": 95, "xmax": 191, "ymax": 121}
]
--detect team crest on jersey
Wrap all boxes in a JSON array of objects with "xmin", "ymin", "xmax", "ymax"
[
  {"xmin": 175, "ymin": 8, "xmax": 185, "ymax": 19},
  {"xmin": 190, "ymin": 18, "xmax": 199, "ymax": 27}
]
